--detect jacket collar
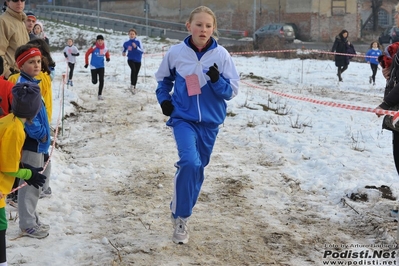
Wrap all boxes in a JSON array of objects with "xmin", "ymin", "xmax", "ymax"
[
  {"xmin": 20, "ymin": 71, "xmax": 41, "ymax": 84},
  {"xmin": 184, "ymin": 35, "xmax": 217, "ymax": 53},
  {"xmin": 5, "ymin": 7, "xmax": 26, "ymax": 22}
]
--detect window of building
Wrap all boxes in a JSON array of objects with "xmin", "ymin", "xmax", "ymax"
[
  {"xmin": 377, "ymin": 9, "xmax": 389, "ymax": 26},
  {"xmin": 332, "ymin": 0, "xmax": 346, "ymax": 16},
  {"xmin": 363, "ymin": 9, "xmax": 389, "ymax": 30}
]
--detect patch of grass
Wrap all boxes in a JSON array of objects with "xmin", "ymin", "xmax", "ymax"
[
  {"xmin": 289, "ymin": 115, "xmax": 312, "ymax": 129},
  {"xmin": 258, "ymin": 103, "xmax": 275, "ymax": 112},
  {"xmin": 243, "ymin": 105, "xmax": 258, "ymax": 110},
  {"xmin": 350, "ymin": 131, "xmax": 365, "ymax": 152},
  {"xmin": 226, "ymin": 111, "xmax": 237, "ymax": 117}
]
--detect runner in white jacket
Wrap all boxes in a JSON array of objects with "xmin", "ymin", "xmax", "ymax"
[{"xmin": 155, "ymin": 6, "xmax": 239, "ymax": 245}]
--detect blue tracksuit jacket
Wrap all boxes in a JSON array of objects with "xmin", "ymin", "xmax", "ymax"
[
  {"xmin": 16, "ymin": 72, "xmax": 51, "ymax": 154},
  {"xmin": 155, "ymin": 36, "xmax": 239, "ymax": 125},
  {"xmin": 155, "ymin": 36, "xmax": 239, "ymax": 218},
  {"xmin": 122, "ymin": 38, "xmax": 144, "ymax": 62},
  {"xmin": 365, "ymin": 48, "xmax": 382, "ymax": 65}
]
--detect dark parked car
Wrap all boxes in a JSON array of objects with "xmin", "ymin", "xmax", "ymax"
[
  {"xmin": 378, "ymin": 26, "xmax": 399, "ymax": 44},
  {"xmin": 253, "ymin": 23, "xmax": 295, "ymax": 48}
]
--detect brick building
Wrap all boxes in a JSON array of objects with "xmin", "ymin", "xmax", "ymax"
[{"xmin": 39, "ymin": 0, "xmax": 399, "ymax": 42}]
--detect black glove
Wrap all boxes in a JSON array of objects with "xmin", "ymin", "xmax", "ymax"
[
  {"xmin": 106, "ymin": 58, "xmax": 110, "ymax": 62},
  {"xmin": 161, "ymin": 100, "xmax": 174, "ymax": 116},
  {"xmin": 84, "ymin": 64, "xmax": 88, "ymax": 68},
  {"xmin": 25, "ymin": 168, "xmax": 46, "ymax": 189},
  {"xmin": 206, "ymin": 63, "xmax": 219, "ymax": 83},
  {"xmin": 63, "ymin": 52, "xmax": 68, "ymax": 58}
]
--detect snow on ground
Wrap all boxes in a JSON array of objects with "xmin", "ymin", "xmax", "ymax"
[{"xmin": 4, "ymin": 20, "xmax": 399, "ymax": 265}]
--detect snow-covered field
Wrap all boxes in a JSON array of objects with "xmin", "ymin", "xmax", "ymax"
[{"xmin": 5, "ymin": 20, "xmax": 399, "ymax": 265}]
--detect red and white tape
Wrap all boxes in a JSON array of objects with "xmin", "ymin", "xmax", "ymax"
[
  {"xmin": 230, "ymin": 48, "xmax": 378, "ymax": 59},
  {"xmin": 240, "ymin": 80, "xmax": 397, "ymax": 116}
]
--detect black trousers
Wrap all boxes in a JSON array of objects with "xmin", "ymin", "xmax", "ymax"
[
  {"xmin": 68, "ymin": 62, "xmax": 75, "ymax": 80},
  {"xmin": 91, "ymin": 68, "xmax": 105, "ymax": 96},
  {"xmin": 370, "ymin": 63, "xmax": 378, "ymax": 82},
  {"xmin": 127, "ymin": 60, "xmax": 141, "ymax": 86},
  {"xmin": 393, "ymin": 131, "xmax": 399, "ymax": 175},
  {"xmin": 0, "ymin": 229, "xmax": 6, "ymax": 263},
  {"xmin": 337, "ymin": 64, "xmax": 348, "ymax": 75}
]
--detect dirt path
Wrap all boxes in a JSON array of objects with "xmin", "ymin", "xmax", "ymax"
[{"xmin": 54, "ymin": 74, "xmax": 398, "ymax": 266}]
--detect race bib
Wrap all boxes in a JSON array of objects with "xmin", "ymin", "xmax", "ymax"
[{"xmin": 186, "ymin": 74, "xmax": 201, "ymax": 96}]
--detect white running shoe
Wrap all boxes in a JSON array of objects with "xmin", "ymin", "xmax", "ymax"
[
  {"xmin": 21, "ymin": 225, "xmax": 49, "ymax": 239},
  {"xmin": 38, "ymin": 222, "xmax": 50, "ymax": 232},
  {"xmin": 98, "ymin": 95, "xmax": 104, "ymax": 100},
  {"xmin": 172, "ymin": 216, "xmax": 189, "ymax": 244},
  {"xmin": 130, "ymin": 85, "xmax": 137, "ymax": 95}
]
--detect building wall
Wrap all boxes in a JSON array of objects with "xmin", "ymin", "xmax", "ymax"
[
  {"xmin": 66, "ymin": 0, "xmax": 364, "ymax": 42},
  {"xmin": 309, "ymin": 0, "xmax": 359, "ymax": 42},
  {"xmin": 360, "ymin": 0, "xmax": 396, "ymax": 29}
]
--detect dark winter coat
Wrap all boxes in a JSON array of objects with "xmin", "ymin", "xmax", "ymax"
[
  {"xmin": 377, "ymin": 42, "xmax": 399, "ymax": 133},
  {"xmin": 345, "ymin": 43, "xmax": 356, "ymax": 65},
  {"xmin": 331, "ymin": 32, "xmax": 355, "ymax": 67},
  {"xmin": 379, "ymin": 43, "xmax": 399, "ymax": 109}
]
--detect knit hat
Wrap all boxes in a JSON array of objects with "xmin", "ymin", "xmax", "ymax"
[
  {"xmin": 33, "ymin": 21, "xmax": 46, "ymax": 38},
  {"xmin": 16, "ymin": 48, "xmax": 41, "ymax": 68},
  {"xmin": 25, "ymin": 12, "xmax": 36, "ymax": 22},
  {"xmin": 34, "ymin": 21, "xmax": 43, "ymax": 32},
  {"xmin": 11, "ymin": 82, "xmax": 42, "ymax": 119},
  {"xmin": 96, "ymin": 35, "xmax": 104, "ymax": 40}
]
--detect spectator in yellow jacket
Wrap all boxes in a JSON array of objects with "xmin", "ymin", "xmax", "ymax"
[{"xmin": 0, "ymin": 82, "xmax": 46, "ymax": 266}]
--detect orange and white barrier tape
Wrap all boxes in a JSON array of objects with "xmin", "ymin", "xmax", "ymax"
[
  {"xmin": 230, "ymin": 48, "xmax": 378, "ymax": 59},
  {"xmin": 240, "ymin": 80, "xmax": 397, "ymax": 116},
  {"xmin": 147, "ymin": 46, "xmax": 380, "ymax": 59}
]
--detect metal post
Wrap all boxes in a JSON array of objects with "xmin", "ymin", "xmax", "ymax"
[
  {"xmin": 62, "ymin": 77, "xmax": 64, "ymax": 136},
  {"xmin": 179, "ymin": 0, "xmax": 181, "ymax": 21},
  {"xmin": 318, "ymin": 0, "xmax": 321, "ymax": 42},
  {"xmin": 145, "ymin": 1, "xmax": 149, "ymax": 37},
  {"xmin": 253, "ymin": 0, "xmax": 256, "ymax": 33},
  {"xmin": 97, "ymin": 0, "xmax": 100, "ymax": 30}
]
